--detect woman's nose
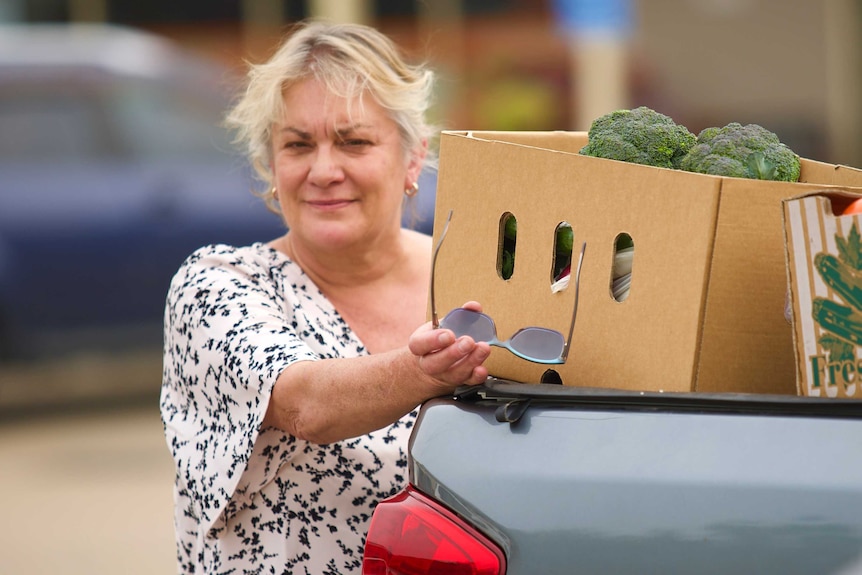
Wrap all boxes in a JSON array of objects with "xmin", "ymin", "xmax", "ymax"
[{"xmin": 308, "ymin": 145, "xmax": 344, "ymax": 185}]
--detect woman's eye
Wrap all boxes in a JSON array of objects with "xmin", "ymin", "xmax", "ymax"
[{"xmin": 341, "ymin": 139, "xmax": 370, "ymax": 148}]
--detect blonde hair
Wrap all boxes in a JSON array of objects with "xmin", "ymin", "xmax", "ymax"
[{"xmin": 225, "ymin": 20, "xmax": 437, "ymax": 212}]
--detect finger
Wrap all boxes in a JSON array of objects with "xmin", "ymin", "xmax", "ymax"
[
  {"xmin": 461, "ymin": 300, "xmax": 483, "ymax": 313},
  {"xmin": 421, "ymin": 338, "xmax": 490, "ymax": 385},
  {"xmin": 409, "ymin": 327, "xmax": 455, "ymax": 357},
  {"xmin": 461, "ymin": 342, "xmax": 491, "ymax": 383},
  {"xmin": 446, "ymin": 343, "xmax": 491, "ymax": 386},
  {"xmin": 417, "ymin": 335, "xmax": 476, "ymax": 377},
  {"xmin": 464, "ymin": 364, "xmax": 490, "ymax": 386}
]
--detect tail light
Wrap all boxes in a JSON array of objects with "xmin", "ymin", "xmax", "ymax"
[{"xmin": 362, "ymin": 484, "xmax": 506, "ymax": 575}]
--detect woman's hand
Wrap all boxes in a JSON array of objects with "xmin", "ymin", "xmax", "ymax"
[{"xmin": 409, "ymin": 301, "xmax": 490, "ymax": 388}]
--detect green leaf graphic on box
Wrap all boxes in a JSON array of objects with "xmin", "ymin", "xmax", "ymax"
[
  {"xmin": 815, "ymin": 253, "xmax": 862, "ymax": 311},
  {"xmin": 836, "ymin": 221, "xmax": 862, "ymax": 271},
  {"xmin": 812, "ymin": 297, "xmax": 862, "ymax": 346},
  {"xmin": 818, "ymin": 333, "xmax": 855, "ymax": 363}
]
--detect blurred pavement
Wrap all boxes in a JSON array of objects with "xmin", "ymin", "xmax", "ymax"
[{"xmin": 0, "ymin": 404, "xmax": 176, "ymax": 574}]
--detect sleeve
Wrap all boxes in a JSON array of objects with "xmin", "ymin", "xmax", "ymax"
[{"xmin": 160, "ymin": 244, "xmax": 319, "ymax": 536}]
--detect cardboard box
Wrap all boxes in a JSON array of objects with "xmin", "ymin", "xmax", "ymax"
[
  {"xmin": 431, "ymin": 130, "xmax": 862, "ymax": 394},
  {"xmin": 784, "ymin": 191, "xmax": 862, "ymax": 398}
]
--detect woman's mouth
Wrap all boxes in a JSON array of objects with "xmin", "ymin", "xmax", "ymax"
[{"xmin": 307, "ymin": 199, "xmax": 355, "ymax": 210}]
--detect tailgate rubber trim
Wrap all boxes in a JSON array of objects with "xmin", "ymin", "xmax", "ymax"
[{"xmin": 452, "ymin": 378, "xmax": 862, "ymax": 419}]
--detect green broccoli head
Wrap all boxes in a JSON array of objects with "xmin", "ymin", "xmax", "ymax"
[
  {"xmin": 678, "ymin": 122, "xmax": 801, "ymax": 182},
  {"xmin": 579, "ymin": 106, "xmax": 697, "ymax": 169}
]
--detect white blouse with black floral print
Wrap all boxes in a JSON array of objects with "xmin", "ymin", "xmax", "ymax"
[{"xmin": 160, "ymin": 243, "xmax": 415, "ymax": 575}]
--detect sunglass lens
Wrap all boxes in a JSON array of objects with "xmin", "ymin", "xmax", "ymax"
[
  {"xmin": 510, "ymin": 328, "xmax": 565, "ymax": 361},
  {"xmin": 441, "ymin": 309, "xmax": 496, "ymax": 342}
]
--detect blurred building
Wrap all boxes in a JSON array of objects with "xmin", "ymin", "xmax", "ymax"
[{"xmin": 6, "ymin": 0, "xmax": 862, "ymax": 166}]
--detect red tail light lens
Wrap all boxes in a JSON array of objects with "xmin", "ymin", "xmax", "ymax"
[{"xmin": 362, "ymin": 485, "xmax": 506, "ymax": 575}]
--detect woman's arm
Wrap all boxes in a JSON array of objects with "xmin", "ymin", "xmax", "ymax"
[{"xmin": 262, "ymin": 325, "xmax": 490, "ymax": 444}]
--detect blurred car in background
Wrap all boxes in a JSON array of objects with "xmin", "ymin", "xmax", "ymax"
[{"xmin": 0, "ymin": 24, "xmax": 436, "ymax": 395}]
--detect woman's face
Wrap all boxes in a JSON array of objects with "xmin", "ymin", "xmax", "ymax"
[{"xmin": 271, "ymin": 77, "xmax": 424, "ymax": 253}]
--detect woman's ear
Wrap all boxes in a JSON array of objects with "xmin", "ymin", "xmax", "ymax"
[{"xmin": 405, "ymin": 139, "xmax": 428, "ymax": 187}]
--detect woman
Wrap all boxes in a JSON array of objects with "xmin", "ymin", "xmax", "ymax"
[{"xmin": 160, "ymin": 20, "xmax": 490, "ymax": 574}]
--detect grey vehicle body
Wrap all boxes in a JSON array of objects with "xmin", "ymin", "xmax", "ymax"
[{"xmin": 408, "ymin": 379, "xmax": 862, "ymax": 574}]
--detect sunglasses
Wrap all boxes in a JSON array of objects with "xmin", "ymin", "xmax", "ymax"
[{"xmin": 430, "ymin": 210, "xmax": 586, "ymax": 364}]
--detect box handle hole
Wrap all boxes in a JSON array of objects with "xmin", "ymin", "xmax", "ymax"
[
  {"xmin": 498, "ymin": 212, "xmax": 517, "ymax": 280},
  {"xmin": 612, "ymin": 233, "xmax": 634, "ymax": 302},
  {"xmin": 552, "ymin": 222, "xmax": 574, "ymax": 287}
]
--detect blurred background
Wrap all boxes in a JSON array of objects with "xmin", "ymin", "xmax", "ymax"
[{"xmin": 0, "ymin": 0, "xmax": 859, "ymax": 573}]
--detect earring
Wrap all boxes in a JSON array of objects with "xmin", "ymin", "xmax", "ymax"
[
  {"xmin": 405, "ymin": 182, "xmax": 419, "ymax": 198},
  {"xmin": 271, "ymin": 186, "xmax": 278, "ymax": 200}
]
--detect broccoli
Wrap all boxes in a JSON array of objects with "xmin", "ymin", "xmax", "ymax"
[
  {"xmin": 677, "ymin": 122, "xmax": 801, "ymax": 182},
  {"xmin": 579, "ymin": 106, "xmax": 697, "ymax": 169}
]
